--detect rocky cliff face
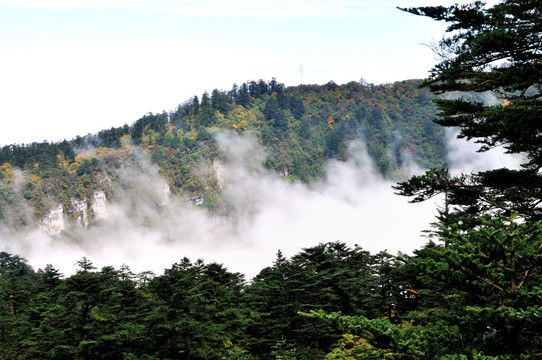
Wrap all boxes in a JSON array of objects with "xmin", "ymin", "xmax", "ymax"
[
  {"xmin": 37, "ymin": 157, "xmax": 232, "ymax": 234},
  {"xmin": 40, "ymin": 204, "xmax": 64, "ymax": 236},
  {"xmin": 213, "ymin": 159, "xmax": 224, "ymax": 189},
  {"xmin": 91, "ymin": 190, "xmax": 107, "ymax": 220},
  {"xmin": 40, "ymin": 190, "xmax": 108, "ymax": 235},
  {"xmin": 71, "ymin": 197, "xmax": 88, "ymax": 228}
]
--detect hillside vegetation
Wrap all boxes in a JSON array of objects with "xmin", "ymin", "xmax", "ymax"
[{"xmin": 0, "ymin": 79, "xmax": 444, "ymax": 227}]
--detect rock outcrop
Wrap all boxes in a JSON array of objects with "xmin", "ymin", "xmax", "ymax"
[
  {"xmin": 91, "ymin": 190, "xmax": 107, "ymax": 220},
  {"xmin": 40, "ymin": 190, "xmax": 109, "ymax": 235},
  {"xmin": 71, "ymin": 197, "xmax": 88, "ymax": 228},
  {"xmin": 40, "ymin": 204, "xmax": 64, "ymax": 236}
]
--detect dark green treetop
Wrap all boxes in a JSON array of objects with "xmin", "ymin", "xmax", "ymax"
[
  {"xmin": 387, "ymin": 1, "xmax": 542, "ymax": 357},
  {"xmin": 396, "ymin": 0, "xmax": 542, "ymax": 221}
]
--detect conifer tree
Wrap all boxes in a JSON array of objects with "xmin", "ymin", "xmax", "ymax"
[
  {"xmin": 396, "ymin": 0, "xmax": 542, "ymax": 221},
  {"xmin": 392, "ymin": 1, "xmax": 542, "ymax": 357}
]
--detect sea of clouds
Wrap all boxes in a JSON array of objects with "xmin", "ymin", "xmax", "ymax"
[{"xmin": 0, "ymin": 129, "xmax": 523, "ymax": 280}]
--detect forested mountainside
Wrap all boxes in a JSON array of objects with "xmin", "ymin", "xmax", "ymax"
[{"xmin": 0, "ymin": 79, "xmax": 444, "ymax": 228}]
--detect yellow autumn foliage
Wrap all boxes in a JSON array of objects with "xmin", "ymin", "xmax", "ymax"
[
  {"xmin": 0, "ymin": 162, "xmax": 14, "ymax": 180},
  {"xmin": 327, "ymin": 116, "xmax": 335, "ymax": 129}
]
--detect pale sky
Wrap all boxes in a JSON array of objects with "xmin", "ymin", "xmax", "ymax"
[{"xmin": 0, "ymin": 0, "xmax": 471, "ymax": 146}]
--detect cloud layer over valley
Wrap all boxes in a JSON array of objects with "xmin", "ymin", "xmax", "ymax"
[{"xmin": 0, "ymin": 131, "xmax": 523, "ymax": 280}]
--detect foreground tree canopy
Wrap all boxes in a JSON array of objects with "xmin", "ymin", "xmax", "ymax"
[
  {"xmin": 396, "ymin": 0, "xmax": 542, "ymax": 221},
  {"xmin": 0, "ymin": 244, "xmax": 415, "ymax": 359},
  {"xmin": 391, "ymin": 0, "xmax": 542, "ymax": 358}
]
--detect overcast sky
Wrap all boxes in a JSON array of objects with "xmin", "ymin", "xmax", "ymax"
[{"xmin": 0, "ymin": 0, "xmax": 482, "ymax": 146}]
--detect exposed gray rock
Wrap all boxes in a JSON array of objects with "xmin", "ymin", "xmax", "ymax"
[
  {"xmin": 92, "ymin": 190, "xmax": 107, "ymax": 220},
  {"xmin": 40, "ymin": 203, "xmax": 64, "ymax": 236},
  {"xmin": 71, "ymin": 197, "xmax": 88, "ymax": 228}
]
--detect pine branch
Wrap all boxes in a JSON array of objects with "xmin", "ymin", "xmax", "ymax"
[{"xmin": 424, "ymin": 247, "xmax": 508, "ymax": 294}]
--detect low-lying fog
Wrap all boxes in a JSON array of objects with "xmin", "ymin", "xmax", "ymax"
[{"xmin": 0, "ymin": 130, "xmax": 522, "ymax": 280}]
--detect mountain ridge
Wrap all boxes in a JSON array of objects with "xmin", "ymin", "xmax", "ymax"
[{"xmin": 0, "ymin": 78, "xmax": 444, "ymax": 231}]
